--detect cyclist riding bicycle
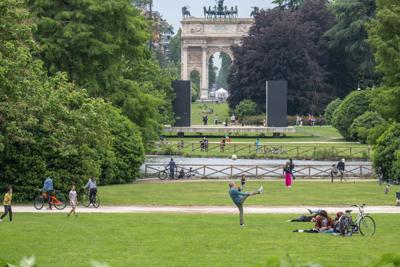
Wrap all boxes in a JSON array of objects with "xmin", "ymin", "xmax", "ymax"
[
  {"xmin": 85, "ymin": 178, "xmax": 97, "ymax": 208},
  {"xmin": 42, "ymin": 177, "xmax": 54, "ymax": 210}
]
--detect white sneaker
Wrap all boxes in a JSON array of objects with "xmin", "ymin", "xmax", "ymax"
[
  {"xmin": 258, "ymin": 186, "xmax": 264, "ymax": 194},
  {"xmin": 240, "ymin": 224, "xmax": 245, "ymax": 227},
  {"xmin": 0, "ymin": 219, "xmax": 3, "ymax": 222}
]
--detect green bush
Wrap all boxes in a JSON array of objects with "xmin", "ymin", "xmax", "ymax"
[
  {"xmin": 349, "ymin": 111, "xmax": 385, "ymax": 144},
  {"xmin": 373, "ymin": 123, "xmax": 400, "ymax": 181},
  {"xmin": 235, "ymin": 99, "xmax": 258, "ymax": 117},
  {"xmin": 332, "ymin": 90, "xmax": 370, "ymax": 140},
  {"xmin": 239, "ymin": 115, "xmax": 266, "ymax": 125},
  {"xmin": 324, "ymin": 98, "xmax": 342, "ymax": 125}
]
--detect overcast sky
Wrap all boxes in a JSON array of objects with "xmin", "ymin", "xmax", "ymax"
[{"xmin": 153, "ymin": 0, "xmax": 275, "ymax": 32}]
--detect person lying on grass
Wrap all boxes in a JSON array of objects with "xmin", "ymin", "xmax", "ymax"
[
  {"xmin": 293, "ymin": 210, "xmax": 334, "ymax": 233},
  {"xmin": 228, "ymin": 181, "xmax": 263, "ymax": 227}
]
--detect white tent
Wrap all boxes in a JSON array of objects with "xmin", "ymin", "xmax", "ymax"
[{"xmin": 215, "ymin": 88, "xmax": 229, "ymax": 102}]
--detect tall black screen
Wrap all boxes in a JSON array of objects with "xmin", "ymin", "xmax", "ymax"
[
  {"xmin": 172, "ymin": 80, "xmax": 191, "ymax": 127},
  {"xmin": 266, "ymin": 81, "xmax": 288, "ymax": 127}
]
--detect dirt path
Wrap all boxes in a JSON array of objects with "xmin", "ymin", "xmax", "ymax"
[{"xmin": 13, "ymin": 205, "xmax": 400, "ymax": 214}]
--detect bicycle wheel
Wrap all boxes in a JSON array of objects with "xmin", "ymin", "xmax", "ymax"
[
  {"xmin": 338, "ymin": 215, "xmax": 352, "ymax": 236},
  {"xmin": 158, "ymin": 171, "xmax": 168, "ymax": 180},
  {"xmin": 81, "ymin": 194, "xmax": 90, "ymax": 207},
  {"xmin": 53, "ymin": 193, "xmax": 67, "ymax": 210},
  {"xmin": 358, "ymin": 215, "xmax": 376, "ymax": 236},
  {"xmin": 33, "ymin": 195, "xmax": 45, "ymax": 210},
  {"xmin": 93, "ymin": 196, "xmax": 100, "ymax": 208}
]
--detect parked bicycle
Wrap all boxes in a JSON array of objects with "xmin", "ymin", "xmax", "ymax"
[
  {"xmin": 81, "ymin": 190, "xmax": 100, "ymax": 208},
  {"xmin": 185, "ymin": 167, "xmax": 200, "ymax": 178},
  {"xmin": 34, "ymin": 190, "xmax": 67, "ymax": 210},
  {"xmin": 338, "ymin": 204, "xmax": 376, "ymax": 236}
]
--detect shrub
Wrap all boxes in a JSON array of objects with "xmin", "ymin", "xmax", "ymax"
[
  {"xmin": 324, "ymin": 98, "xmax": 342, "ymax": 124},
  {"xmin": 373, "ymin": 123, "xmax": 400, "ymax": 181},
  {"xmin": 234, "ymin": 99, "xmax": 258, "ymax": 117},
  {"xmin": 239, "ymin": 115, "xmax": 266, "ymax": 125},
  {"xmin": 332, "ymin": 90, "xmax": 370, "ymax": 140},
  {"xmin": 349, "ymin": 111, "xmax": 385, "ymax": 144}
]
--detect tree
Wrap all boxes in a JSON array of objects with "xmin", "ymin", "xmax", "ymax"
[
  {"xmin": 349, "ymin": 111, "xmax": 385, "ymax": 144},
  {"xmin": 325, "ymin": 0, "xmax": 379, "ymax": 88},
  {"xmin": 235, "ymin": 100, "xmax": 258, "ymax": 118},
  {"xmin": 168, "ymin": 29, "xmax": 181, "ymax": 65},
  {"xmin": 216, "ymin": 52, "xmax": 232, "ymax": 89},
  {"xmin": 369, "ymin": 86, "xmax": 400, "ymax": 122},
  {"xmin": 332, "ymin": 90, "xmax": 371, "ymax": 140},
  {"xmin": 28, "ymin": 0, "xmax": 174, "ymax": 142},
  {"xmin": 373, "ymin": 123, "xmax": 400, "ymax": 181},
  {"xmin": 208, "ymin": 55, "xmax": 217, "ymax": 89},
  {"xmin": 368, "ymin": 0, "xmax": 400, "ymax": 87},
  {"xmin": 228, "ymin": 1, "xmax": 335, "ymax": 115},
  {"xmin": 324, "ymin": 98, "xmax": 342, "ymax": 124},
  {"xmin": 0, "ymin": 0, "xmax": 145, "ymax": 200}
]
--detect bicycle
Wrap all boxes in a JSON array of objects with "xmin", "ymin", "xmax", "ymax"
[
  {"xmin": 338, "ymin": 204, "xmax": 376, "ymax": 237},
  {"xmin": 185, "ymin": 168, "xmax": 200, "ymax": 178},
  {"xmin": 158, "ymin": 167, "xmax": 169, "ymax": 180},
  {"xmin": 81, "ymin": 190, "xmax": 100, "ymax": 208},
  {"xmin": 34, "ymin": 190, "xmax": 67, "ymax": 210}
]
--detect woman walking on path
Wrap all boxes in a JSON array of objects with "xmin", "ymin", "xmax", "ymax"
[
  {"xmin": 67, "ymin": 185, "xmax": 78, "ymax": 217},
  {"xmin": 228, "ymin": 181, "xmax": 263, "ymax": 226},
  {"xmin": 283, "ymin": 162, "xmax": 292, "ymax": 188},
  {"xmin": 0, "ymin": 186, "xmax": 12, "ymax": 222}
]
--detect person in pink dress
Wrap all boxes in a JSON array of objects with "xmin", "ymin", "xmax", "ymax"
[{"xmin": 283, "ymin": 162, "xmax": 292, "ymax": 188}]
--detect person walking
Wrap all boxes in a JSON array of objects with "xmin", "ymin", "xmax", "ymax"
[
  {"xmin": 289, "ymin": 158, "xmax": 295, "ymax": 180},
  {"xmin": 168, "ymin": 158, "xmax": 177, "ymax": 179},
  {"xmin": 0, "ymin": 186, "xmax": 13, "ymax": 222},
  {"xmin": 255, "ymin": 138, "xmax": 261, "ymax": 153},
  {"xmin": 85, "ymin": 178, "xmax": 97, "ymax": 208},
  {"xmin": 228, "ymin": 181, "xmax": 263, "ymax": 226},
  {"xmin": 337, "ymin": 159, "xmax": 346, "ymax": 182},
  {"xmin": 42, "ymin": 177, "xmax": 54, "ymax": 210},
  {"xmin": 67, "ymin": 184, "xmax": 78, "ymax": 217},
  {"xmin": 283, "ymin": 162, "xmax": 292, "ymax": 188}
]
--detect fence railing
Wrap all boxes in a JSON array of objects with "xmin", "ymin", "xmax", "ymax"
[
  {"xmin": 144, "ymin": 164, "xmax": 374, "ymax": 179},
  {"xmin": 151, "ymin": 142, "xmax": 371, "ymax": 159}
]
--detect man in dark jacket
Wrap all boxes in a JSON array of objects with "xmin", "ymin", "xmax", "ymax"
[
  {"xmin": 337, "ymin": 159, "xmax": 346, "ymax": 182},
  {"xmin": 168, "ymin": 158, "xmax": 177, "ymax": 179}
]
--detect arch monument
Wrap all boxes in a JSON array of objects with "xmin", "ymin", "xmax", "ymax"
[{"xmin": 181, "ymin": 17, "xmax": 253, "ymax": 99}]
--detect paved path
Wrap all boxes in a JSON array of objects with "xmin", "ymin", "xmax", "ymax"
[{"xmin": 13, "ymin": 205, "xmax": 400, "ymax": 214}]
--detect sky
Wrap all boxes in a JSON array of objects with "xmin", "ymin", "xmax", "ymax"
[{"xmin": 153, "ymin": 0, "xmax": 275, "ymax": 32}]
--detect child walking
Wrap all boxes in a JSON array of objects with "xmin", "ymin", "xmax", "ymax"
[
  {"xmin": 67, "ymin": 185, "xmax": 78, "ymax": 217},
  {"xmin": 0, "ymin": 186, "xmax": 13, "ymax": 222}
]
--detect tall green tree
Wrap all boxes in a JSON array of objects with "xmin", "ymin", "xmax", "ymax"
[
  {"xmin": 368, "ymin": 0, "xmax": 400, "ymax": 86},
  {"xmin": 216, "ymin": 52, "xmax": 232, "ymax": 89},
  {"xmin": 28, "ymin": 0, "xmax": 174, "ymax": 142},
  {"xmin": 0, "ymin": 0, "xmax": 145, "ymax": 200},
  {"xmin": 209, "ymin": 55, "xmax": 217, "ymax": 89},
  {"xmin": 325, "ymin": 0, "xmax": 379, "ymax": 88}
]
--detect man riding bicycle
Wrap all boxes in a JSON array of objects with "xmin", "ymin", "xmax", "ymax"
[
  {"xmin": 85, "ymin": 177, "xmax": 97, "ymax": 208},
  {"xmin": 42, "ymin": 177, "xmax": 54, "ymax": 210}
]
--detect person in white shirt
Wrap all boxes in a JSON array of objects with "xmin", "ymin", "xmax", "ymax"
[{"xmin": 67, "ymin": 184, "xmax": 77, "ymax": 217}]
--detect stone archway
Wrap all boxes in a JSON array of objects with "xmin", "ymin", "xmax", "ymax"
[{"xmin": 181, "ymin": 18, "xmax": 253, "ymax": 99}]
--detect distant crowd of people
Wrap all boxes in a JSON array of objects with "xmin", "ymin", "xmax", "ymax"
[{"xmin": 295, "ymin": 114, "xmax": 325, "ymax": 126}]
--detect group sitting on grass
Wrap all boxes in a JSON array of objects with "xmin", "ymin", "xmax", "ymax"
[{"xmin": 293, "ymin": 209, "xmax": 344, "ymax": 235}]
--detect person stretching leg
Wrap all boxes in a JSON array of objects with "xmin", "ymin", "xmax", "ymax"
[{"xmin": 228, "ymin": 181, "xmax": 263, "ymax": 226}]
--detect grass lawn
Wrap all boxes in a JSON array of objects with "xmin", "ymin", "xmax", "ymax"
[
  {"xmin": 98, "ymin": 181, "xmax": 395, "ymax": 206},
  {"xmin": 191, "ymin": 102, "xmax": 230, "ymax": 125},
  {"xmin": 1, "ymin": 213, "xmax": 398, "ymax": 267}
]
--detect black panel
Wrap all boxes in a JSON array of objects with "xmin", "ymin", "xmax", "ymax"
[
  {"xmin": 266, "ymin": 81, "xmax": 288, "ymax": 127},
  {"xmin": 172, "ymin": 80, "xmax": 191, "ymax": 127}
]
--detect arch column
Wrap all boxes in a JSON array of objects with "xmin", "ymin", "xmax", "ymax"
[
  {"xmin": 200, "ymin": 46, "xmax": 209, "ymax": 100},
  {"xmin": 181, "ymin": 46, "xmax": 189, "ymax": 80}
]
